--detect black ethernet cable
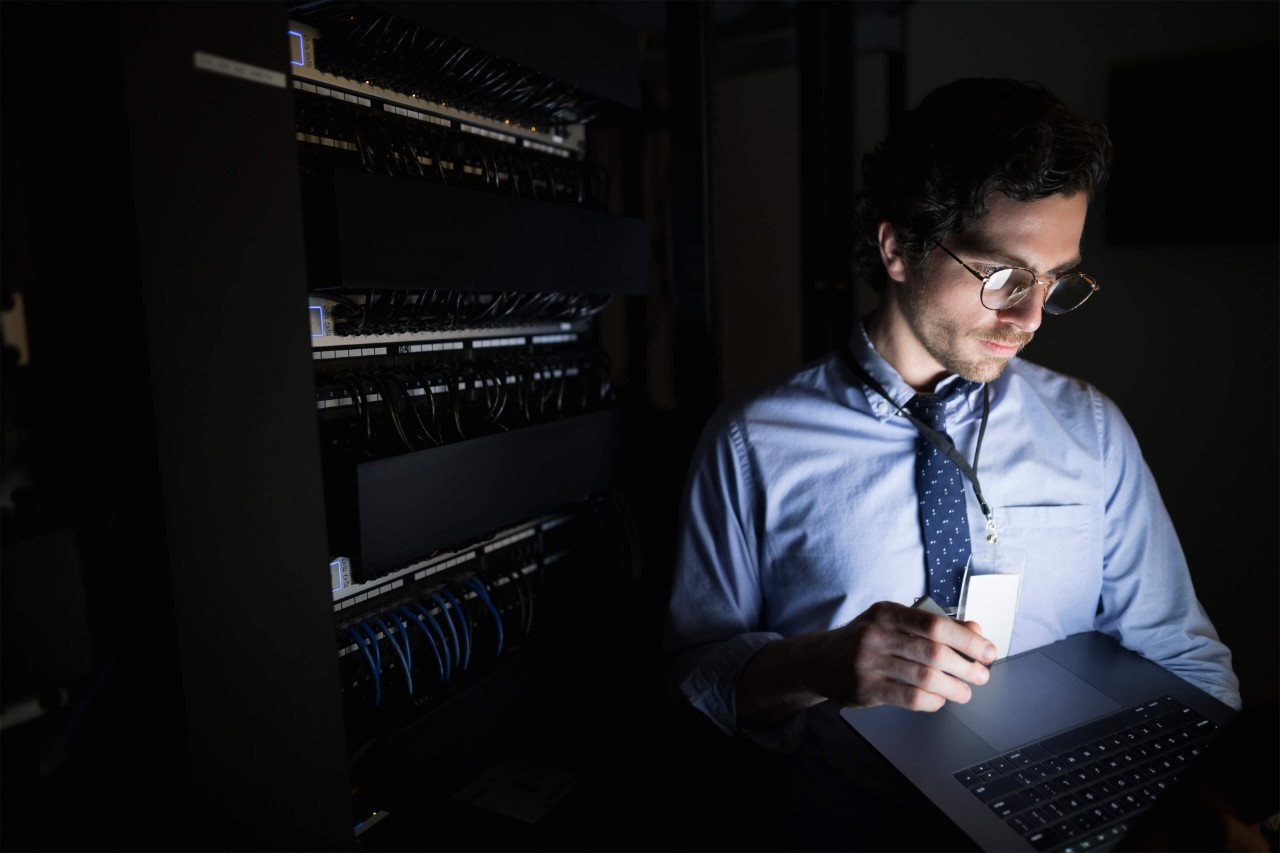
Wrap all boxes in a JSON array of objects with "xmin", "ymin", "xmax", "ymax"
[
  {"xmin": 515, "ymin": 571, "xmax": 535, "ymax": 636},
  {"xmin": 502, "ymin": 291, "xmax": 529, "ymax": 320},
  {"xmin": 350, "ymin": 13, "xmax": 388, "ymax": 52},
  {"xmin": 436, "ymin": 44, "xmax": 473, "ymax": 83},
  {"xmin": 476, "ymin": 289, "xmax": 504, "ymax": 322},
  {"xmin": 443, "ymin": 290, "xmax": 460, "ymax": 328},
  {"xmin": 409, "ymin": 288, "xmax": 432, "ymax": 326},
  {"xmin": 465, "ymin": 291, "xmax": 503, "ymax": 325},
  {"xmin": 532, "ymin": 291, "xmax": 562, "ymax": 318},
  {"xmin": 462, "ymin": 577, "xmax": 503, "ymax": 658},
  {"xmin": 441, "ymin": 366, "xmax": 467, "ymax": 441},
  {"xmin": 371, "ymin": 614, "xmax": 413, "ymax": 698},
  {"xmin": 515, "ymin": 150, "xmax": 541, "ymax": 201},
  {"xmin": 310, "ymin": 289, "xmax": 362, "ymax": 311},
  {"xmin": 473, "ymin": 65, "xmax": 515, "ymax": 101},
  {"xmin": 357, "ymin": 289, "xmax": 374, "ymax": 332},
  {"xmin": 367, "ymin": 121, "xmax": 405, "ymax": 179},
  {"xmin": 369, "ymin": 288, "xmax": 400, "ymax": 329},
  {"xmin": 394, "ymin": 128, "xmax": 430, "ymax": 183},
  {"xmin": 387, "ymin": 372, "xmax": 439, "ymax": 448},
  {"xmin": 426, "ymin": 136, "xmax": 450, "ymax": 187},
  {"xmin": 336, "ymin": 373, "xmax": 374, "ymax": 456},
  {"xmin": 477, "ymin": 365, "xmax": 509, "ymax": 431},
  {"xmin": 464, "ymin": 291, "xmax": 497, "ymax": 325},
  {"xmin": 527, "ymin": 355, "xmax": 551, "ymax": 420},
  {"xmin": 498, "ymin": 291, "xmax": 528, "ymax": 320},
  {"xmin": 397, "ymin": 605, "xmax": 445, "ymax": 686},
  {"xmin": 353, "ymin": 127, "xmax": 378, "ymax": 176},
  {"xmin": 362, "ymin": 371, "xmax": 415, "ymax": 452},
  {"xmin": 498, "ymin": 360, "xmax": 531, "ymax": 425},
  {"xmin": 287, "ymin": 0, "xmax": 335, "ymax": 17},
  {"xmin": 520, "ymin": 356, "xmax": 542, "ymax": 421},
  {"xmin": 343, "ymin": 626, "xmax": 381, "ymax": 707},
  {"xmin": 564, "ymin": 294, "xmax": 587, "ymax": 319},
  {"xmin": 453, "ymin": 51, "xmax": 496, "ymax": 94},
  {"xmin": 506, "ymin": 571, "xmax": 529, "ymax": 640},
  {"xmin": 422, "ymin": 372, "xmax": 447, "ymax": 445},
  {"xmin": 535, "ymin": 356, "xmax": 567, "ymax": 418}
]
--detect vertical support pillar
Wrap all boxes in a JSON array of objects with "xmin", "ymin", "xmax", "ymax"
[
  {"xmin": 666, "ymin": 0, "xmax": 720, "ymax": 433},
  {"xmin": 797, "ymin": 1, "xmax": 855, "ymax": 360}
]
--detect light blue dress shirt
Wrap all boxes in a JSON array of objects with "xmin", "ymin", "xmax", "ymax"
[{"xmin": 663, "ymin": 320, "xmax": 1242, "ymax": 738}]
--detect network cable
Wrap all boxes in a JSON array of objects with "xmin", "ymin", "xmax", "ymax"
[
  {"xmin": 509, "ymin": 570, "xmax": 533, "ymax": 636},
  {"xmin": 441, "ymin": 587, "xmax": 472, "ymax": 670},
  {"xmin": 344, "ymin": 626, "xmax": 381, "ymax": 706},
  {"xmin": 428, "ymin": 591, "xmax": 461, "ymax": 671},
  {"xmin": 371, "ymin": 613, "xmax": 413, "ymax": 697},
  {"xmin": 463, "ymin": 576, "xmax": 503, "ymax": 658},
  {"xmin": 408, "ymin": 601, "xmax": 452, "ymax": 684},
  {"xmin": 396, "ymin": 605, "xmax": 445, "ymax": 686},
  {"xmin": 357, "ymin": 621, "xmax": 384, "ymax": 687}
]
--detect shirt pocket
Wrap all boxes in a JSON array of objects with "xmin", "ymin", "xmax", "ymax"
[{"xmin": 990, "ymin": 504, "xmax": 1099, "ymax": 651}]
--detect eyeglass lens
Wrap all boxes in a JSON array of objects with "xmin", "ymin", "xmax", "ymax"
[{"xmin": 981, "ymin": 268, "xmax": 1096, "ymax": 315}]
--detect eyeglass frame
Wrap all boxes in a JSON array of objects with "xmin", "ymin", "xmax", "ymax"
[{"xmin": 932, "ymin": 240, "xmax": 1100, "ymax": 315}]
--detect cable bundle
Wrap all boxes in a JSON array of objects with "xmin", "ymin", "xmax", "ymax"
[{"xmin": 289, "ymin": 1, "xmax": 603, "ymax": 130}]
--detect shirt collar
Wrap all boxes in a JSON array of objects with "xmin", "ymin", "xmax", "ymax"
[{"xmin": 843, "ymin": 318, "xmax": 985, "ymax": 422}]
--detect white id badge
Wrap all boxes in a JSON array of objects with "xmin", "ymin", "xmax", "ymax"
[{"xmin": 957, "ymin": 543, "xmax": 1024, "ymax": 660}]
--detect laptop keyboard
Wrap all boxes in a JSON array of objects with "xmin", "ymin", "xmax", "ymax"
[{"xmin": 953, "ymin": 695, "xmax": 1220, "ymax": 852}]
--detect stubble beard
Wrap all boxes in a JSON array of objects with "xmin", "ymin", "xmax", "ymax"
[{"xmin": 901, "ymin": 282, "xmax": 1034, "ymax": 384}]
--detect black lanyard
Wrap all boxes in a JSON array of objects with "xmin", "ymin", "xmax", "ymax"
[{"xmin": 838, "ymin": 348, "xmax": 996, "ymax": 541}]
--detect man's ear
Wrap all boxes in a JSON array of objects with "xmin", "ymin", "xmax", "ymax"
[{"xmin": 876, "ymin": 221, "xmax": 909, "ymax": 283}]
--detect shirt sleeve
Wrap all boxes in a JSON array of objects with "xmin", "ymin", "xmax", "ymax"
[
  {"xmin": 662, "ymin": 413, "xmax": 783, "ymax": 736},
  {"xmin": 1092, "ymin": 389, "xmax": 1243, "ymax": 711}
]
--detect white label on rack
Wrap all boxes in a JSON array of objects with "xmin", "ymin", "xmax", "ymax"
[{"xmin": 194, "ymin": 51, "xmax": 286, "ymax": 89}]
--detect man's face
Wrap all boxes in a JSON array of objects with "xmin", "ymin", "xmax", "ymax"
[{"xmin": 890, "ymin": 192, "xmax": 1089, "ymax": 386}]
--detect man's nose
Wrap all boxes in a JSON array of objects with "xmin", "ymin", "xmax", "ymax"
[{"xmin": 997, "ymin": 284, "xmax": 1046, "ymax": 332}]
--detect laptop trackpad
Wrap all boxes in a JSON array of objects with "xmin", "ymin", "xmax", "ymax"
[{"xmin": 947, "ymin": 652, "xmax": 1121, "ymax": 753}]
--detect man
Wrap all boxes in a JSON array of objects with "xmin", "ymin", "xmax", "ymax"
[{"xmin": 662, "ymin": 78, "xmax": 1241, "ymax": 744}]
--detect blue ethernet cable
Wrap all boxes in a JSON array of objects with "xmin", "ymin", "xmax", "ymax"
[
  {"xmin": 410, "ymin": 601, "xmax": 452, "ymax": 683},
  {"xmin": 463, "ymin": 576, "xmax": 503, "ymax": 658},
  {"xmin": 343, "ymin": 626, "xmax": 380, "ymax": 706},
  {"xmin": 429, "ymin": 591, "xmax": 462, "ymax": 670},
  {"xmin": 441, "ymin": 587, "xmax": 472, "ymax": 671},
  {"xmin": 357, "ymin": 622, "xmax": 384, "ymax": 690},
  {"xmin": 397, "ymin": 605, "xmax": 445, "ymax": 685},
  {"xmin": 388, "ymin": 610, "xmax": 418, "ymax": 691},
  {"xmin": 388, "ymin": 609, "xmax": 413, "ymax": 674},
  {"xmin": 371, "ymin": 614, "xmax": 413, "ymax": 697}
]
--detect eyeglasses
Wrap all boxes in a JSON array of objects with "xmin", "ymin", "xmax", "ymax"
[{"xmin": 934, "ymin": 241, "xmax": 1100, "ymax": 315}]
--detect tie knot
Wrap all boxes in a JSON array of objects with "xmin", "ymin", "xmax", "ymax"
[{"xmin": 906, "ymin": 394, "xmax": 947, "ymax": 429}]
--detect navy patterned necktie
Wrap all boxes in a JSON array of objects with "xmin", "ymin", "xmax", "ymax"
[{"xmin": 906, "ymin": 392, "xmax": 971, "ymax": 610}]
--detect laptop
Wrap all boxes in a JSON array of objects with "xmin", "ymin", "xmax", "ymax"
[{"xmin": 839, "ymin": 631, "xmax": 1237, "ymax": 852}]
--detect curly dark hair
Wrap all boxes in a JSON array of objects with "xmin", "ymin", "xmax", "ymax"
[{"xmin": 853, "ymin": 78, "xmax": 1114, "ymax": 292}]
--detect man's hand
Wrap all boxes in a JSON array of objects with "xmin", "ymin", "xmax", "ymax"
[{"xmin": 737, "ymin": 601, "xmax": 997, "ymax": 727}]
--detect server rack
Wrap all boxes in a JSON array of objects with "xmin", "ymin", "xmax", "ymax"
[
  {"xmin": 1, "ymin": 1, "xmax": 655, "ymax": 849},
  {"xmin": 287, "ymin": 2, "xmax": 653, "ymax": 843}
]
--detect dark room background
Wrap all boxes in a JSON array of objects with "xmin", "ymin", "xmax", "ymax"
[{"xmin": 1, "ymin": 1, "xmax": 1276, "ymax": 851}]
